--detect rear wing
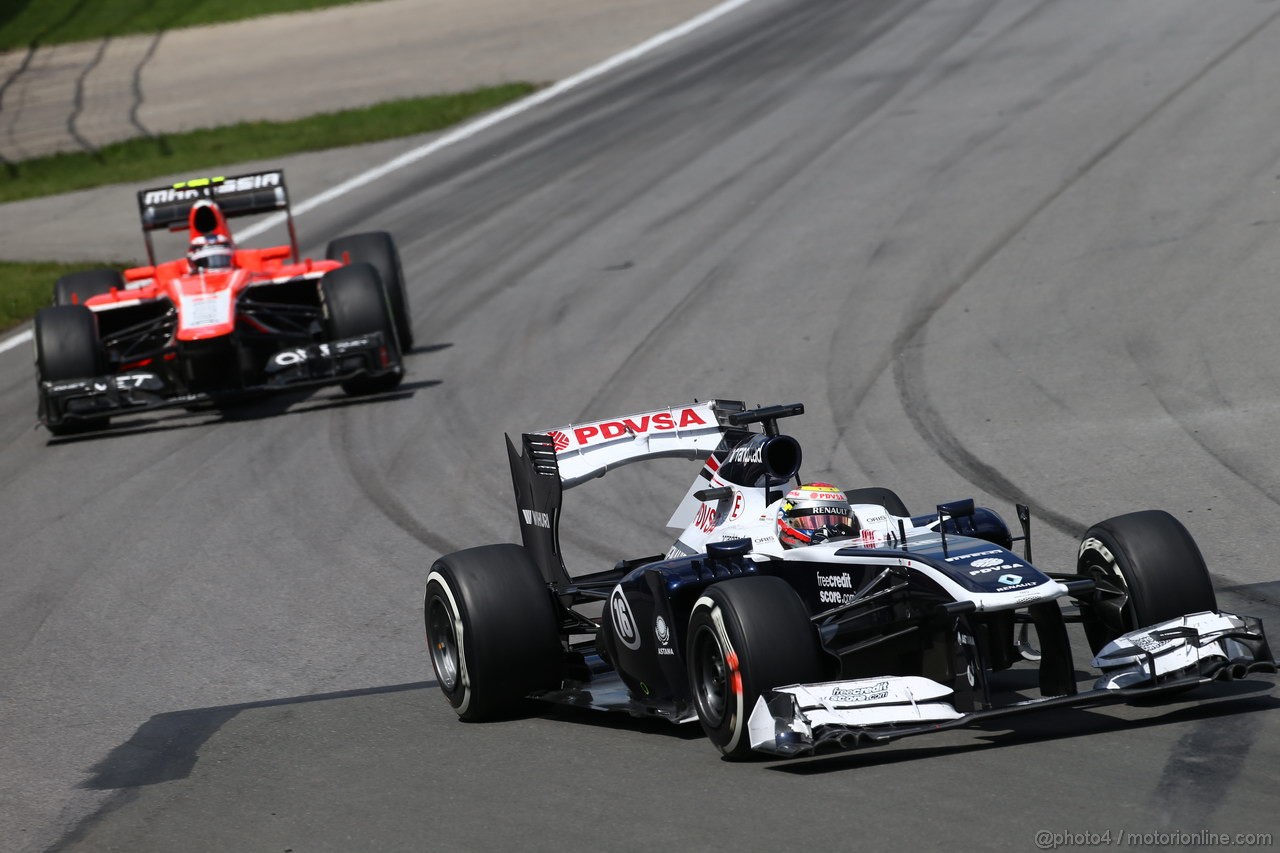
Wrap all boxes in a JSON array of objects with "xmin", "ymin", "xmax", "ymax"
[
  {"xmin": 507, "ymin": 400, "xmax": 806, "ymax": 592},
  {"xmin": 544, "ymin": 400, "xmax": 731, "ymax": 488},
  {"xmin": 135, "ymin": 170, "xmax": 298, "ymax": 264}
]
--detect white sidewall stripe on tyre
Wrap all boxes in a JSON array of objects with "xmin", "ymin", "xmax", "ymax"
[
  {"xmin": 693, "ymin": 594, "xmax": 746, "ymax": 754},
  {"xmin": 0, "ymin": 0, "xmax": 761, "ymax": 357},
  {"xmin": 426, "ymin": 570, "xmax": 471, "ymax": 715}
]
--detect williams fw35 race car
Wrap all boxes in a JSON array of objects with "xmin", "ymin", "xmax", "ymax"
[
  {"xmin": 33, "ymin": 170, "xmax": 412, "ymax": 435},
  {"xmin": 424, "ymin": 400, "xmax": 1277, "ymax": 759}
]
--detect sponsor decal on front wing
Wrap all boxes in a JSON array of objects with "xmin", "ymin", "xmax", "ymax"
[
  {"xmin": 829, "ymin": 681, "xmax": 891, "ymax": 703},
  {"xmin": 795, "ymin": 675, "xmax": 955, "ymax": 709}
]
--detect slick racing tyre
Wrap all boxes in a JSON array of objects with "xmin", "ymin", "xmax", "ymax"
[
  {"xmin": 842, "ymin": 486, "xmax": 910, "ymax": 517},
  {"xmin": 320, "ymin": 262, "xmax": 403, "ymax": 395},
  {"xmin": 54, "ymin": 268, "xmax": 122, "ymax": 306},
  {"xmin": 326, "ymin": 232, "xmax": 413, "ymax": 350},
  {"xmin": 687, "ymin": 575, "xmax": 824, "ymax": 760},
  {"xmin": 1076, "ymin": 510, "xmax": 1218, "ymax": 654},
  {"xmin": 35, "ymin": 305, "xmax": 109, "ymax": 435},
  {"xmin": 424, "ymin": 544, "xmax": 563, "ymax": 721}
]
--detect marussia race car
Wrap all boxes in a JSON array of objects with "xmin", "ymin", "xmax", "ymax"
[
  {"xmin": 424, "ymin": 400, "xmax": 1277, "ymax": 759},
  {"xmin": 33, "ymin": 169, "xmax": 412, "ymax": 435}
]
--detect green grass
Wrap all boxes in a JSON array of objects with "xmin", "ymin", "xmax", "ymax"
[
  {"xmin": 0, "ymin": 260, "xmax": 113, "ymax": 332},
  {"xmin": 0, "ymin": 83, "xmax": 537, "ymax": 204},
  {"xmin": 0, "ymin": 0, "xmax": 372, "ymax": 52}
]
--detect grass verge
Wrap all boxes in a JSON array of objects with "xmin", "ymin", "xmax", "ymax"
[
  {"xmin": 0, "ymin": 261, "xmax": 114, "ymax": 333},
  {"xmin": 0, "ymin": 0, "xmax": 371, "ymax": 53},
  {"xmin": 0, "ymin": 83, "xmax": 537, "ymax": 204}
]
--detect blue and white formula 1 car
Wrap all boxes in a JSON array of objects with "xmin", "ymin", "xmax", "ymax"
[{"xmin": 423, "ymin": 400, "xmax": 1276, "ymax": 759}]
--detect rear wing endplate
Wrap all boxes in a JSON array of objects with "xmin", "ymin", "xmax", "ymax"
[{"xmin": 507, "ymin": 432, "xmax": 572, "ymax": 595}]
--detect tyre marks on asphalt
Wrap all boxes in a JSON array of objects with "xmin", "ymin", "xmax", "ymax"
[
  {"xmin": 1121, "ymin": 315, "xmax": 1280, "ymax": 517},
  {"xmin": 327, "ymin": 398, "xmax": 459, "ymax": 557},
  {"xmin": 128, "ymin": 33, "xmax": 165, "ymax": 143},
  {"xmin": 326, "ymin": 0, "xmax": 939, "ymax": 353},
  {"xmin": 567, "ymin": 0, "xmax": 992, "ymax": 414},
  {"xmin": 878, "ymin": 6, "xmax": 1280, "ymax": 540},
  {"xmin": 67, "ymin": 37, "xmax": 110, "ymax": 154},
  {"xmin": 0, "ymin": 45, "xmax": 36, "ymax": 168},
  {"xmin": 1149, "ymin": 710, "xmax": 1261, "ymax": 831},
  {"xmin": 0, "ymin": 25, "xmax": 170, "ymax": 161}
]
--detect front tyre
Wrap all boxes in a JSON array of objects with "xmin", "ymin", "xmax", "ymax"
[
  {"xmin": 35, "ymin": 305, "xmax": 109, "ymax": 435},
  {"xmin": 325, "ymin": 232, "xmax": 413, "ymax": 350},
  {"xmin": 686, "ymin": 575, "xmax": 823, "ymax": 760},
  {"xmin": 424, "ymin": 544, "xmax": 562, "ymax": 721},
  {"xmin": 1077, "ymin": 510, "xmax": 1218, "ymax": 653},
  {"xmin": 320, "ymin": 262, "xmax": 402, "ymax": 395}
]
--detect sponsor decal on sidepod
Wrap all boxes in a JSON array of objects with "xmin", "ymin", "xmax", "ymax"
[{"xmin": 610, "ymin": 587, "xmax": 641, "ymax": 650}]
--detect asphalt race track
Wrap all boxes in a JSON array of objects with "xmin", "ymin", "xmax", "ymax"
[{"xmin": 4, "ymin": 0, "xmax": 1280, "ymax": 849}]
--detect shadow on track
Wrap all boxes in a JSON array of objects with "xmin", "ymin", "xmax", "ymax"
[
  {"xmin": 41, "ymin": 344, "xmax": 450, "ymax": 444},
  {"xmin": 80, "ymin": 680, "xmax": 438, "ymax": 791},
  {"xmin": 45, "ymin": 379, "xmax": 441, "ymax": 444},
  {"xmin": 536, "ymin": 704, "xmax": 708, "ymax": 743}
]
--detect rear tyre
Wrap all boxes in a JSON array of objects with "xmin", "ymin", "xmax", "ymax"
[
  {"xmin": 1077, "ymin": 510, "xmax": 1218, "ymax": 654},
  {"xmin": 687, "ymin": 575, "xmax": 823, "ymax": 760},
  {"xmin": 326, "ymin": 232, "xmax": 413, "ymax": 350},
  {"xmin": 35, "ymin": 305, "xmax": 109, "ymax": 435},
  {"xmin": 424, "ymin": 544, "xmax": 563, "ymax": 721},
  {"xmin": 54, "ymin": 268, "xmax": 122, "ymax": 306},
  {"xmin": 320, "ymin": 262, "xmax": 402, "ymax": 395},
  {"xmin": 843, "ymin": 486, "xmax": 910, "ymax": 517}
]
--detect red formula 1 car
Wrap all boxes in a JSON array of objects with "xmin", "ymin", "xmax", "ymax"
[{"xmin": 33, "ymin": 170, "xmax": 412, "ymax": 435}]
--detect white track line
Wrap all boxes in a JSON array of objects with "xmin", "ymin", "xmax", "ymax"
[
  {"xmin": 0, "ymin": 329, "xmax": 30, "ymax": 354},
  {"xmin": 1, "ymin": 0, "xmax": 758, "ymax": 357}
]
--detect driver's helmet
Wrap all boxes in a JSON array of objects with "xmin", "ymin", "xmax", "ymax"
[
  {"xmin": 776, "ymin": 482, "xmax": 860, "ymax": 549},
  {"xmin": 188, "ymin": 234, "xmax": 234, "ymax": 272}
]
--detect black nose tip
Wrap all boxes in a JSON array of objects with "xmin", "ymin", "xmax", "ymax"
[{"xmin": 193, "ymin": 204, "xmax": 219, "ymax": 234}]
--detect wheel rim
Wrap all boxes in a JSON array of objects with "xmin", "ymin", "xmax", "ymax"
[
  {"xmin": 691, "ymin": 625, "xmax": 728, "ymax": 727},
  {"xmin": 427, "ymin": 595, "xmax": 460, "ymax": 691},
  {"xmin": 1082, "ymin": 554, "xmax": 1132, "ymax": 635}
]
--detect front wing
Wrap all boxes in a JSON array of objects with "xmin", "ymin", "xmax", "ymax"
[
  {"xmin": 40, "ymin": 331, "xmax": 400, "ymax": 427},
  {"xmin": 748, "ymin": 612, "xmax": 1276, "ymax": 757}
]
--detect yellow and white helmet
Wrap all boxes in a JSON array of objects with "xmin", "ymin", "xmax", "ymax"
[{"xmin": 776, "ymin": 482, "xmax": 860, "ymax": 549}]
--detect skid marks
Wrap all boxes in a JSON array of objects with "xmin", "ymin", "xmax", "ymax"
[
  {"xmin": 837, "ymin": 6, "xmax": 1280, "ymax": 538},
  {"xmin": 1125, "ymin": 336, "xmax": 1280, "ymax": 514},
  {"xmin": 327, "ymin": 403, "xmax": 458, "ymax": 556},
  {"xmin": 1149, "ymin": 711, "xmax": 1260, "ymax": 829}
]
